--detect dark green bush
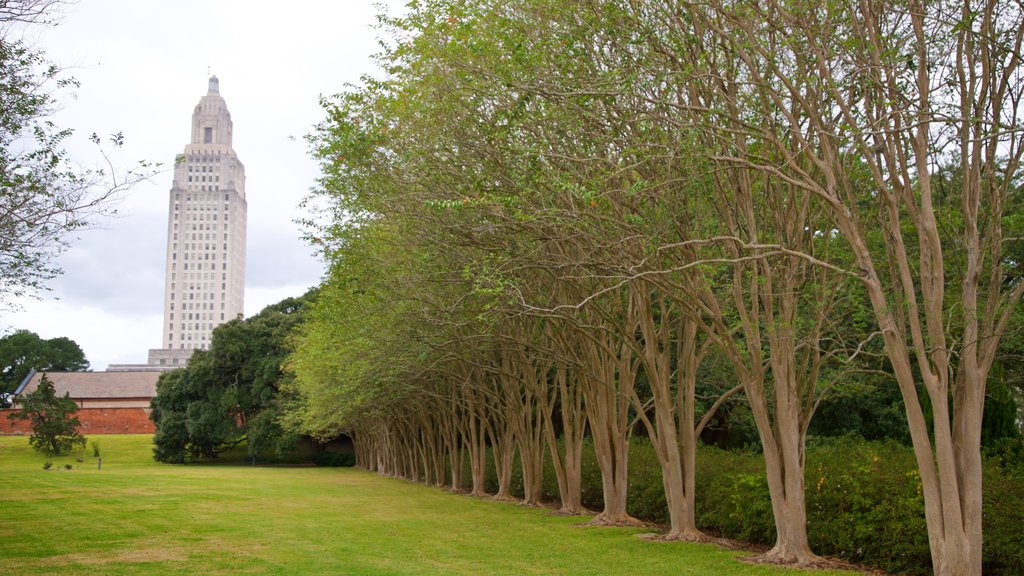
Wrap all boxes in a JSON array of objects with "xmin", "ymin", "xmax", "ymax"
[
  {"xmin": 984, "ymin": 436, "xmax": 1024, "ymax": 477},
  {"xmin": 312, "ymin": 451, "xmax": 356, "ymax": 467},
  {"xmin": 983, "ymin": 460, "xmax": 1024, "ymax": 575},
  {"xmin": 802, "ymin": 437, "xmax": 930, "ymax": 574},
  {"xmin": 465, "ymin": 433, "xmax": 1021, "ymax": 575},
  {"xmin": 693, "ymin": 444, "xmax": 768, "ymax": 542},
  {"xmin": 625, "ymin": 437, "xmax": 668, "ymax": 523}
]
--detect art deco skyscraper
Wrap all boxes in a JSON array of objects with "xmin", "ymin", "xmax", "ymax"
[{"xmin": 147, "ymin": 76, "xmax": 247, "ymax": 367}]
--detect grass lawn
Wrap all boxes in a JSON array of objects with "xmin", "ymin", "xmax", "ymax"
[{"xmin": 0, "ymin": 435, "xmax": 861, "ymax": 576}]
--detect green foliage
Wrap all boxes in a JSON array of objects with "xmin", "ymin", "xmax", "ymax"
[
  {"xmin": 150, "ymin": 292, "xmax": 315, "ymax": 463},
  {"xmin": 8, "ymin": 373, "xmax": 85, "ymax": 456},
  {"xmin": 0, "ymin": 330, "xmax": 89, "ymax": 395},
  {"xmin": 0, "ymin": 21, "xmax": 153, "ymax": 304},
  {"xmin": 808, "ymin": 377, "xmax": 911, "ymax": 443},
  {"xmin": 536, "ymin": 437, "xmax": 1023, "ymax": 575},
  {"xmin": 802, "ymin": 438, "xmax": 930, "ymax": 574},
  {"xmin": 981, "ymin": 378, "xmax": 1022, "ymax": 445},
  {"xmin": 983, "ymin": 460, "xmax": 1024, "ymax": 575},
  {"xmin": 983, "ymin": 437, "xmax": 1024, "ymax": 477}
]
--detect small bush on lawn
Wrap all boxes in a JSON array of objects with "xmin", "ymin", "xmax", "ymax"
[{"xmin": 312, "ymin": 451, "xmax": 355, "ymax": 467}]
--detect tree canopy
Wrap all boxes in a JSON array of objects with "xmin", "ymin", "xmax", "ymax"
[
  {"xmin": 150, "ymin": 291, "xmax": 316, "ymax": 463},
  {"xmin": 284, "ymin": 1, "xmax": 1024, "ymax": 573},
  {"xmin": 0, "ymin": 329, "xmax": 88, "ymax": 397}
]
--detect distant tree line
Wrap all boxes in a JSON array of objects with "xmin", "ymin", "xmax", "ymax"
[{"xmin": 0, "ymin": 329, "xmax": 89, "ymax": 405}]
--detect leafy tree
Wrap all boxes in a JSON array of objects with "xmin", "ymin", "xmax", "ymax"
[
  {"xmin": 150, "ymin": 291, "xmax": 315, "ymax": 462},
  {"xmin": 8, "ymin": 373, "xmax": 85, "ymax": 455},
  {"xmin": 290, "ymin": 1, "xmax": 1024, "ymax": 571},
  {"xmin": 0, "ymin": 329, "xmax": 89, "ymax": 394},
  {"xmin": 0, "ymin": 1, "xmax": 154, "ymax": 306}
]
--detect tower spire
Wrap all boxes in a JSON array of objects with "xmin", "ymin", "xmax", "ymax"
[{"xmin": 147, "ymin": 77, "xmax": 248, "ymax": 368}]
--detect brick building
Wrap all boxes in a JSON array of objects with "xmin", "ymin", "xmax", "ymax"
[{"xmin": 0, "ymin": 370, "xmax": 160, "ymax": 435}]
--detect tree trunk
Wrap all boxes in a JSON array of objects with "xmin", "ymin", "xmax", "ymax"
[
  {"xmin": 542, "ymin": 363, "xmax": 588, "ymax": 514},
  {"xmin": 489, "ymin": 416, "xmax": 517, "ymax": 501},
  {"xmin": 581, "ymin": 331, "xmax": 641, "ymax": 525}
]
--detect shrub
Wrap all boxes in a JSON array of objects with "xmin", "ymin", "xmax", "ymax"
[
  {"xmin": 63, "ymin": 463, "xmax": 72, "ymax": 470},
  {"xmin": 983, "ymin": 461, "xmax": 1024, "ymax": 575},
  {"xmin": 312, "ymin": 451, "xmax": 355, "ymax": 467},
  {"xmin": 693, "ymin": 444, "xmax": 769, "ymax": 543},
  {"xmin": 802, "ymin": 437, "xmax": 930, "ymax": 574},
  {"xmin": 626, "ymin": 438, "xmax": 669, "ymax": 524},
  {"xmin": 605, "ymin": 436, "xmax": 1018, "ymax": 575},
  {"xmin": 8, "ymin": 374, "xmax": 85, "ymax": 456},
  {"xmin": 42, "ymin": 461, "xmax": 52, "ymax": 470},
  {"xmin": 983, "ymin": 437, "xmax": 1024, "ymax": 477},
  {"xmin": 89, "ymin": 440, "xmax": 101, "ymax": 458},
  {"xmin": 460, "ymin": 434, "xmax": 1021, "ymax": 574}
]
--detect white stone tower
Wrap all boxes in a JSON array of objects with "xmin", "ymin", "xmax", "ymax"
[{"xmin": 147, "ymin": 76, "xmax": 247, "ymax": 368}]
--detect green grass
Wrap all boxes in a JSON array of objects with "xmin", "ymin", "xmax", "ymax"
[{"xmin": 0, "ymin": 435, "xmax": 860, "ymax": 576}]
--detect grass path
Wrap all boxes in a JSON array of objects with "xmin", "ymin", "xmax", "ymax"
[{"xmin": 0, "ymin": 435, "xmax": 859, "ymax": 575}]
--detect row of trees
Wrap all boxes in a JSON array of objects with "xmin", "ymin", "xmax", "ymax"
[{"xmin": 282, "ymin": 1, "xmax": 1023, "ymax": 575}]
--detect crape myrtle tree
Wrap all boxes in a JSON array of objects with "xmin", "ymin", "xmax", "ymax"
[
  {"xmin": 633, "ymin": 0, "xmax": 1024, "ymax": 573},
  {"xmin": 293, "ymin": 0, "xmax": 755, "ymax": 538},
  {"xmin": 290, "ymin": 1, "xmax": 1023, "ymax": 572},
  {"xmin": 393, "ymin": 1, "xmax": 835, "ymax": 546},
  {"xmin": 291, "ymin": 0, "xmax": 690, "ymax": 539}
]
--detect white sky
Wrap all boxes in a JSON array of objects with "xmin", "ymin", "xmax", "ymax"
[{"xmin": 0, "ymin": 1, "xmax": 400, "ymax": 370}]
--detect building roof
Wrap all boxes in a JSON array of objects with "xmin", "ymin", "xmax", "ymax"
[{"xmin": 17, "ymin": 370, "xmax": 160, "ymax": 400}]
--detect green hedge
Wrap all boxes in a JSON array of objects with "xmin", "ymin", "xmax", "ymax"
[
  {"xmin": 313, "ymin": 451, "xmax": 356, "ymax": 467},
  {"xmin": 468, "ymin": 435, "xmax": 1024, "ymax": 575}
]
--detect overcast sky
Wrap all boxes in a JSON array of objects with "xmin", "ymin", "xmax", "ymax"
[{"xmin": 1, "ymin": 1, "xmax": 400, "ymax": 370}]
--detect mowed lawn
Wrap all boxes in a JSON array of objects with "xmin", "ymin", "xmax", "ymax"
[{"xmin": 0, "ymin": 435, "xmax": 859, "ymax": 576}]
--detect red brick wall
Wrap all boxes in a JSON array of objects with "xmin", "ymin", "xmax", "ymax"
[
  {"xmin": 0, "ymin": 410, "xmax": 32, "ymax": 435},
  {"xmin": 0, "ymin": 408, "xmax": 155, "ymax": 435}
]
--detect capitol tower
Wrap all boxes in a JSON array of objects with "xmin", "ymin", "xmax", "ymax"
[{"xmin": 146, "ymin": 76, "xmax": 247, "ymax": 368}]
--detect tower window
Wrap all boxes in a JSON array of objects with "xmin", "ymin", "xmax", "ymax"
[{"xmin": 204, "ymin": 127, "xmax": 213, "ymax": 143}]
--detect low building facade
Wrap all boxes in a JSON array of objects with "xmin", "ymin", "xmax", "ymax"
[{"xmin": 0, "ymin": 370, "xmax": 160, "ymax": 435}]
